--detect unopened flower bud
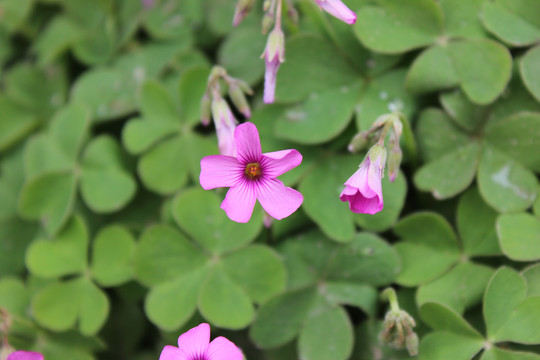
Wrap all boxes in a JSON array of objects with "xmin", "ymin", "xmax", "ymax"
[
  {"xmin": 263, "ymin": 0, "xmax": 272, "ymax": 12},
  {"xmin": 405, "ymin": 332, "xmax": 419, "ymax": 356},
  {"xmin": 348, "ymin": 131, "xmax": 369, "ymax": 153},
  {"xmin": 261, "ymin": 27, "xmax": 285, "ymax": 103},
  {"xmin": 262, "ymin": 12, "xmax": 275, "ymax": 34},
  {"xmin": 200, "ymin": 93, "xmax": 212, "ymax": 126},
  {"xmin": 233, "ymin": 0, "xmax": 255, "ymax": 26},
  {"xmin": 288, "ymin": 7, "xmax": 299, "ymax": 25},
  {"xmin": 387, "ymin": 145, "xmax": 402, "ymax": 182},
  {"xmin": 0, "ymin": 345, "xmax": 15, "ymax": 360},
  {"xmin": 229, "ymin": 84, "xmax": 251, "ymax": 118},
  {"xmin": 237, "ymin": 80, "xmax": 253, "ymax": 95},
  {"xmin": 211, "ymin": 98, "xmax": 238, "ymax": 156}
]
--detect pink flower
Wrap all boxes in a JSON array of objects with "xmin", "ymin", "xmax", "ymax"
[
  {"xmin": 159, "ymin": 323, "xmax": 243, "ymax": 360},
  {"xmin": 261, "ymin": 28, "xmax": 285, "ymax": 104},
  {"xmin": 340, "ymin": 145, "xmax": 386, "ymax": 214},
  {"xmin": 314, "ymin": 0, "xmax": 357, "ymax": 24},
  {"xmin": 7, "ymin": 351, "xmax": 44, "ymax": 360},
  {"xmin": 211, "ymin": 98, "xmax": 238, "ymax": 157},
  {"xmin": 200, "ymin": 122, "xmax": 303, "ymax": 223}
]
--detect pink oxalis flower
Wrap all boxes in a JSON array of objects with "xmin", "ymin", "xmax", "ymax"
[
  {"xmin": 261, "ymin": 27, "xmax": 285, "ymax": 104},
  {"xmin": 7, "ymin": 351, "xmax": 44, "ymax": 360},
  {"xmin": 159, "ymin": 323, "xmax": 243, "ymax": 360},
  {"xmin": 340, "ymin": 144, "xmax": 386, "ymax": 214},
  {"xmin": 314, "ymin": 0, "xmax": 357, "ymax": 24},
  {"xmin": 200, "ymin": 122, "xmax": 303, "ymax": 223}
]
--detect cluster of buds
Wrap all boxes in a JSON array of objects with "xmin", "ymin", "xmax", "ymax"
[
  {"xmin": 340, "ymin": 112, "xmax": 404, "ymax": 214},
  {"xmin": 200, "ymin": 66, "xmax": 253, "ymax": 157},
  {"xmin": 379, "ymin": 288, "xmax": 419, "ymax": 356},
  {"xmin": 233, "ymin": 0, "xmax": 356, "ymax": 104}
]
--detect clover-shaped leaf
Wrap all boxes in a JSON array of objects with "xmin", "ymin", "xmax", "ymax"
[
  {"xmin": 27, "ymin": 216, "xmax": 135, "ymax": 335},
  {"xmin": 134, "ymin": 191, "xmax": 282, "ymax": 331},
  {"xmin": 250, "ymin": 231, "xmax": 399, "ymax": 360},
  {"xmin": 122, "ymin": 71, "xmax": 213, "ymax": 195},
  {"xmin": 18, "ymin": 103, "xmax": 136, "ymax": 235}
]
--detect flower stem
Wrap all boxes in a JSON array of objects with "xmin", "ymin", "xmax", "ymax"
[{"xmin": 381, "ymin": 287, "xmax": 400, "ymax": 313}]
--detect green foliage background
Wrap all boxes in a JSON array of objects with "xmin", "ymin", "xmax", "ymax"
[{"xmin": 1, "ymin": 0, "xmax": 540, "ymax": 359}]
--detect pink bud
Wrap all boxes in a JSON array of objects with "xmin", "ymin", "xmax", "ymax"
[
  {"xmin": 261, "ymin": 28, "xmax": 285, "ymax": 104},
  {"xmin": 314, "ymin": 0, "xmax": 357, "ymax": 25}
]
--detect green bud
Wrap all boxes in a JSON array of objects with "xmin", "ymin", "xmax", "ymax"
[
  {"xmin": 200, "ymin": 93, "xmax": 212, "ymax": 126},
  {"xmin": 262, "ymin": 12, "xmax": 274, "ymax": 34},
  {"xmin": 229, "ymin": 84, "xmax": 251, "ymax": 118},
  {"xmin": 348, "ymin": 131, "xmax": 369, "ymax": 153},
  {"xmin": 237, "ymin": 79, "xmax": 253, "ymax": 95},
  {"xmin": 288, "ymin": 7, "xmax": 299, "ymax": 25},
  {"xmin": 263, "ymin": 0, "xmax": 272, "ymax": 11},
  {"xmin": 233, "ymin": 0, "xmax": 255, "ymax": 26},
  {"xmin": 405, "ymin": 332, "xmax": 419, "ymax": 356},
  {"xmin": 367, "ymin": 144, "xmax": 387, "ymax": 169},
  {"xmin": 387, "ymin": 145, "xmax": 402, "ymax": 182}
]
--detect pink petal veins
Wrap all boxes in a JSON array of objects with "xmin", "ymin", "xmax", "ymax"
[
  {"xmin": 261, "ymin": 149, "xmax": 302, "ymax": 178},
  {"xmin": 263, "ymin": 57, "xmax": 281, "ymax": 104},
  {"xmin": 234, "ymin": 122, "xmax": 262, "ymax": 164},
  {"xmin": 7, "ymin": 352, "xmax": 44, "ymax": 360},
  {"xmin": 200, "ymin": 155, "xmax": 243, "ymax": 190},
  {"xmin": 256, "ymin": 178, "xmax": 303, "ymax": 220},
  {"xmin": 220, "ymin": 180, "xmax": 257, "ymax": 223},
  {"xmin": 177, "ymin": 323, "xmax": 210, "ymax": 360},
  {"xmin": 207, "ymin": 337, "xmax": 244, "ymax": 360}
]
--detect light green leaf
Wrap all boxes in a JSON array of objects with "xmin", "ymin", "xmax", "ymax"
[
  {"xmin": 298, "ymin": 306, "xmax": 353, "ymax": 360},
  {"xmin": 145, "ymin": 268, "xmax": 207, "ymax": 331},
  {"xmin": 414, "ymin": 141, "xmax": 481, "ymax": 199},
  {"xmin": 440, "ymin": 90, "xmax": 489, "ymax": 132},
  {"xmin": 133, "ymin": 225, "xmax": 207, "ymax": 287},
  {"xmin": 26, "ymin": 216, "xmax": 88, "ymax": 278},
  {"xmin": 482, "ymin": 348, "xmax": 540, "ymax": 360},
  {"xmin": 520, "ymin": 46, "xmax": 540, "ymax": 102},
  {"xmin": 419, "ymin": 331, "xmax": 484, "ymax": 360},
  {"xmin": 439, "ymin": 0, "xmax": 487, "ymax": 38},
  {"xmin": 495, "ymin": 296, "xmax": 540, "ymax": 344},
  {"xmin": 420, "ymin": 302, "xmax": 483, "ymax": 338},
  {"xmin": 354, "ymin": 0, "xmax": 443, "ymax": 53},
  {"xmin": 406, "ymin": 46, "xmax": 460, "ymax": 94},
  {"xmin": 522, "ymin": 263, "xmax": 540, "ymax": 297},
  {"xmin": 172, "ymin": 188, "xmax": 262, "ymax": 254},
  {"xmin": 0, "ymin": 277, "xmax": 29, "ymax": 317},
  {"xmin": 140, "ymin": 80, "xmax": 178, "ymax": 122},
  {"xmin": 122, "ymin": 118, "xmax": 179, "ymax": 155},
  {"xmin": 497, "ymin": 213, "xmax": 540, "ymax": 261},
  {"xmin": 417, "ymin": 262, "xmax": 494, "ymax": 313},
  {"xmin": 0, "ymin": 96, "xmax": 39, "ymax": 153},
  {"xmin": 91, "ymin": 225, "xmax": 135, "ymax": 287},
  {"xmin": 218, "ymin": 29, "xmax": 265, "ymax": 86},
  {"xmin": 275, "ymin": 82, "xmax": 361, "ymax": 144},
  {"xmin": 394, "ymin": 212, "xmax": 460, "ymax": 286},
  {"xmin": 178, "ymin": 66, "xmax": 211, "ymax": 125},
  {"xmin": 481, "ymin": 0, "xmax": 540, "ymax": 47},
  {"xmin": 323, "ymin": 282, "xmax": 378, "ymax": 317},
  {"xmin": 220, "ymin": 245, "xmax": 286, "ymax": 303},
  {"xmin": 483, "ymin": 267, "xmax": 527, "ymax": 340},
  {"xmin": 477, "ymin": 146, "xmax": 538, "ymax": 213},
  {"xmin": 457, "ymin": 187, "xmax": 501, "ymax": 256},
  {"xmin": 198, "ymin": 267, "xmax": 254, "ymax": 329}
]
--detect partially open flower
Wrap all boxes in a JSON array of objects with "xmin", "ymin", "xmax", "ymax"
[
  {"xmin": 211, "ymin": 98, "xmax": 238, "ymax": 157},
  {"xmin": 340, "ymin": 144, "xmax": 386, "ymax": 214},
  {"xmin": 159, "ymin": 323, "xmax": 243, "ymax": 360},
  {"xmin": 261, "ymin": 28, "xmax": 285, "ymax": 104},
  {"xmin": 314, "ymin": 0, "xmax": 357, "ymax": 24}
]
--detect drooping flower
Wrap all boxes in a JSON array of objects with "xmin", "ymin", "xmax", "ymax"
[
  {"xmin": 200, "ymin": 122, "xmax": 303, "ymax": 223},
  {"xmin": 159, "ymin": 323, "xmax": 243, "ymax": 360},
  {"xmin": 211, "ymin": 98, "xmax": 238, "ymax": 157},
  {"xmin": 261, "ymin": 27, "xmax": 285, "ymax": 104},
  {"xmin": 314, "ymin": 0, "xmax": 357, "ymax": 24},
  {"xmin": 340, "ymin": 144, "xmax": 386, "ymax": 214},
  {"xmin": 6, "ymin": 351, "xmax": 44, "ymax": 360}
]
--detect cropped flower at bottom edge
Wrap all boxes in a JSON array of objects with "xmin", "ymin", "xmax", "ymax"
[
  {"xmin": 159, "ymin": 323, "xmax": 243, "ymax": 360},
  {"xmin": 200, "ymin": 122, "xmax": 303, "ymax": 223},
  {"xmin": 7, "ymin": 351, "xmax": 44, "ymax": 360},
  {"xmin": 314, "ymin": 0, "xmax": 357, "ymax": 24},
  {"xmin": 340, "ymin": 145, "xmax": 386, "ymax": 215}
]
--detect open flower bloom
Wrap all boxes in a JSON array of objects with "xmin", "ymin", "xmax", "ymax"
[
  {"xmin": 159, "ymin": 323, "xmax": 243, "ymax": 360},
  {"xmin": 200, "ymin": 122, "xmax": 303, "ymax": 223},
  {"xmin": 7, "ymin": 351, "xmax": 44, "ymax": 360},
  {"xmin": 261, "ymin": 28, "xmax": 285, "ymax": 104},
  {"xmin": 314, "ymin": 0, "xmax": 357, "ymax": 24},
  {"xmin": 340, "ymin": 145, "xmax": 386, "ymax": 214}
]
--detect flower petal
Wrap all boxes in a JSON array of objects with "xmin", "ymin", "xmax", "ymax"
[
  {"xmin": 256, "ymin": 178, "xmax": 303, "ymax": 220},
  {"xmin": 367, "ymin": 160, "xmax": 383, "ymax": 201},
  {"xmin": 7, "ymin": 351, "xmax": 44, "ymax": 360},
  {"xmin": 263, "ymin": 57, "xmax": 280, "ymax": 104},
  {"xmin": 177, "ymin": 323, "xmax": 210, "ymax": 359},
  {"xmin": 235, "ymin": 122, "xmax": 262, "ymax": 164},
  {"xmin": 200, "ymin": 155, "xmax": 243, "ymax": 190},
  {"xmin": 261, "ymin": 149, "xmax": 302, "ymax": 178},
  {"xmin": 315, "ymin": 0, "xmax": 357, "ymax": 24},
  {"xmin": 159, "ymin": 345, "xmax": 186, "ymax": 360},
  {"xmin": 340, "ymin": 187, "xmax": 383, "ymax": 214},
  {"xmin": 344, "ymin": 160, "xmax": 376, "ymax": 198},
  {"xmin": 221, "ymin": 180, "xmax": 257, "ymax": 223},
  {"xmin": 207, "ymin": 337, "xmax": 244, "ymax": 360}
]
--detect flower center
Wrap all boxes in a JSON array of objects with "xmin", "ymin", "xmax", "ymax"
[{"xmin": 245, "ymin": 162, "xmax": 262, "ymax": 180}]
